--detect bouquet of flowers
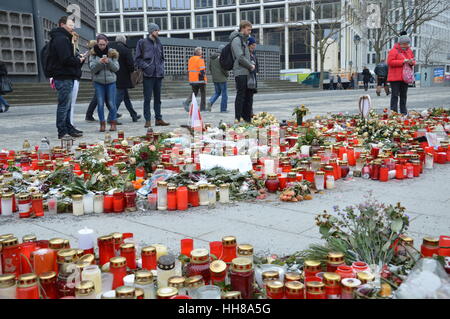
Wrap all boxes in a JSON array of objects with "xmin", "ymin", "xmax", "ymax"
[{"xmin": 251, "ymin": 112, "xmax": 278, "ymax": 127}]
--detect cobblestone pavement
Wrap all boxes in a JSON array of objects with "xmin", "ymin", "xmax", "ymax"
[{"xmin": 0, "ymin": 86, "xmax": 448, "ymax": 256}]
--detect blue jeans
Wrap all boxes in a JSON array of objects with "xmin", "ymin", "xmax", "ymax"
[
  {"xmin": 55, "ymin": 79, "xmax": 75, "ymax": 136},
  {"xmin": 0, "ymin": 95, "xmax": 9, "ymax": 107},
  {"xmin": 116, "ymin": 88, "xmax": 138, "ymax": 119},
  {"xmin": 143, "ymin": 77, "xmax": 163, "ymax": 121},
  {"xmin": 209, "ymin": 82, "xmax": 228, "ymax": 112},
  {"xmin": 94, "ymin": 82, "xmax": 117, "ymax": 122}
]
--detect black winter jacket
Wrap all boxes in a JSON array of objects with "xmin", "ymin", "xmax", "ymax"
[
  {"xmin": 109, "ymin": 41, "xmax": 135, "ymax": 89},
  {"xmin": 0, "ymin": 62, "xmax": 7, "ymax": 77},
  {"xmin": 48, "ymin": 27, "xmax": 82, "ymax": 80}
]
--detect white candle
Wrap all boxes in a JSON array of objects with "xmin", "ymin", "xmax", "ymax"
[
  {"xmin": 93, "ymin": 195, "xmax": 104, "ymax": 213},
  {"xmin": 77, "ymin": 227, "xmax": 95, "ymax": 251},
  {"xmin": 264, "ymin": 159, "xmax": 275, "ymax": 176},
  {"xmin": 151, "ymin": 244, "xmax": 168, "ymax": 261},
  {"xmin": 83, "ymin": 194, "xmax": 94, "ymax": 214},
  {"xmin": 82, "ymin": 265, "xmax": 102, "ymax": 294},
  {"xmin": 123, "ymin": 274, "xmax": 135, "ymax": 286},
  {"xmin": 300, "ymin": 145, "xmax": 310, "ymax": 156},
  {"xmin": 0, "ymin": 195, "xmax": 13, "ymax": 216},
  {"xmin": 326, "ymin": 176, "xmax": 335, "ymax": 189},
  {"xmin": 72, "ymin": 195, "xmax": 84, "ymax": 216}
]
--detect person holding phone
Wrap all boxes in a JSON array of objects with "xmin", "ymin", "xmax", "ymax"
[
  {"xmin": 387, "ymin": 32, "xmax": 415, "ymax": 115},
  {"xmin": 89, "ymin": 34, "xmax": 120, "ymax": 132}
]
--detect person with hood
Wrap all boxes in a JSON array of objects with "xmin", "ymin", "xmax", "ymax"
[
  {"xmin": 374, "ymin": 59, "xmax": 390, "ymax": 96},
  {"xmin": 110, "ymin": 35, "xmax": 141, "ymax": 122},
  {"xmin": 184, "ymin": 47, "xmax": 207, "ymax": 112},
  {"xmin": 135, "ymin": 23, "xmax": 170, "ymax": 128},
  {"xmin": 387, "ymin": 32, "xmax": 415, "ymax": 115},
  {"xmin": 47, "ymin": 16, "xmax": 84, "ymax": 139},
  {"xmin": 89, "ymin": 34, "xmax": 120, "ymax": 132},
  {"xmin": 230, "ymin": 20, "xmax": 255, "ymax": 123},
  {"xmin": 0, "ymin": 60, "xmax": 11, "ymax": 113},
  {"xmin": 207, "ymin": 44, "xmax": 229, "ymax": 112},
  {"xmin": 362, "ymin": 66, "xmax": 372, "ymax": 91}
]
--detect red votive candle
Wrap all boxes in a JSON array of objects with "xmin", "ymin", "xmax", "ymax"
[
  {"xmin": 176, "ymin": 186, "xmax": 188, "ymax": 211},
  {"xmin": 141, "ymin": 246, "xmax": 157, "ymax": 270}
]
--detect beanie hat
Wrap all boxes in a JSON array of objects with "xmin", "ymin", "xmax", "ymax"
[
  {"xmin": 218, "ymin": 44, "xmax": 225, "ymax": 53},
  {"xmin": 248, "ymin": 37, "xmax": 256, "ymax": 46},
  {"xmin": 398, "ymin": 35, "xmax": 411, "ymax": 44},
  {"xmin": 96, "ymin": 34, "xmax": 108, "ymax": 42},
  {"xmin": 148, "ymin": 23, "xmax": 160, "ymax": 33}
]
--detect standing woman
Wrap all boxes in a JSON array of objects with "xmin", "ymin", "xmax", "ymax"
[
  {"xmin": 247, "ymin": 37, "xmax": 259, "ymax": 119},
  {"xmin": 362, "ymin": 67, "xmax": 371, "ymax": 91},
  {"xmin": 387, "ymin": 33, "xmax": 415, "ymax": 115},
  {"xmin": 69, "ymin": 31, "xmax": 84, "ymax": 133},
  {"xmin": 89, "ymin": 34, "xmax": 120, "ymax": 132},
  {"xmin": 0, "ymin": 60, "xmax": 11, "ymax": 113}
]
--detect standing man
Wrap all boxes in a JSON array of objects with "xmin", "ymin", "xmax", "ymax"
[
  {"xmin": 135, "ymin": 23, "xmax": 170, "ymax": 128},
  {"xmin": 207, "ymin": 45, "xmax": 228, "ymax": 112},
  {"xmin": 374, "ymin": 59, "xmax": 390, "ymax": 96},
  {"xmin": 110, "ymin": 35, "xmax": 141, "ymax": 122},
  {"xmin": 230, "ymin": 20, "xmax": 255, "ymax": 123},
  {"xmin": 329, "ymin": 71, "xmax": 334, "ymax": 90},
  {"xmin": 183, "ymin": 47, "xmax": 207, "ymax": 112},
  {"xmin": 362, "ymin": 67, "xmax": 372, "ymax": 91},
  {"xmin": 47, "ymin": 16, "xmax": 84, "ymax": 139}
]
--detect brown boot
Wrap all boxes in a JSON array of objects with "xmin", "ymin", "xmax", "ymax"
[
  {"xmin": 109, "ymin": 120, "xmax": 117, "ymax": 131},
  {"xmin": 155, "ymin": 119, "xmax": 170, "ymax": 126},
  {"xmin": 144, "ymin": 121, "xmax": 151, "ymax": 128},
  {"xmin": 100, "ymin": 121, "xmax": 106, "ymax": 132}
]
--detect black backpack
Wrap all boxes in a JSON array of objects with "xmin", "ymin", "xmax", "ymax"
[
  {"xmin": 40, "ymin": 40, "xmax": 54, "ymax": 78},
  {"xmin": 219, "ymin": 35, "xmax": 245, "ymax": 71}
]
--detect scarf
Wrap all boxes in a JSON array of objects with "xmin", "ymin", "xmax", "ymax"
[{"xmin": 94, "ymin": 45, "xmax": 109, "ymax": 58}]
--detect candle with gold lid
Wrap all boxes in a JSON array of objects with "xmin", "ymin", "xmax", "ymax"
[
  {"xmin": 262, "ymin": 270, "xmax": 280, "ymax": 286},
  {"xmin": 421, "ymin": 237, "xmax": 440, "ymax": 258},
  {"xmin": 222, "ymin": 291, "xmax": 242, "ymax": 299},
  {"xmin": 326, "ymin": 252, "xmax": 345, "ymax": 272},
  {"xmin": 222, "ymin": 236, "xmax": 237, "ymax": 263},
  {"xmin": 157, "ymin": 287, "xmax": 178, "ymax": 299},
  {"xmin": 209, "ymin": 260, "xmax": 227, "ymax": 286},
  {"xmin": 305, "ymin": 281, "xmax": 326, "ymax": 299},
  {"xmin": 285, "ymin": 281, "xmax": 304, "ymax": 299},
  {"xmin": 168, "ymin": 276, "xmax": 187, "ymax": 296},
  {"xmin": 341, "ymin": 278, "xmax": 361, "ymax": 299},
  {"xmin": 135, "ymin": 270, "xmax": 156, "ymax": 299},
  {"xmin": 22, "ymin": 234, "xmax": 37, "ymax": 243},
  {"xmin": 266, "ymin": 280, "xmax": 284, "ymax": 299},
  {"xmin": 0, "ymin": 274, "xmax": 16, "ymax": 299},
  {"xmin": 185, "ymin": 275, "xmax": 205, "ymax": 298},
  {"xmin": 110, "ymin": 256, "xmax": 127, "ymax": 289},
  {"xmin": 357, "ymin": 271, "xmax": 375, "ymax": 284},
  {"xmin": 141, "ymin": 246, "xmax": 157, "ymax": 270},
  {"xmin": 230, "ymin": 257, "xmax": 254, "ymax": 299},
  {"xmin": 304, "ymin": 260, "xmax": 321, "ymax": 278},
  {"xmin": 81, "ymin": 265, "xmax": 102, "ymax": 295},
  {"xmin": 323, "ymin": 272, "xmax": 341, "ymax": 299},
  {"xmin": 186, "ymin": 248, "xmax": 211, "ymax": 283},
  {"xmin": 284, "ymin": 272, "xmax": 302, "ymax": 283},
  {"xmin": 39, "ymin": 271, "xmax": 57, "ymax": 299},
  {"xmin": 237, "ymin": 244, "xmax": 253, "ymax": 265},
  {"xmin": 17, "ymin": 273, "xmax": 40, "ymax": 299},
  {"xmin": 75, "ymin": 280, "xmax": 96, "ymax": 299},
  {"xmin": 115, "ymin": 285, "xmax": 136, "ymax": 299}
]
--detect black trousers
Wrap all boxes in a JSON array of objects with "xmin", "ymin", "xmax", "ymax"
[
  {"xmin": 235, "ymin": 75, "xmax": 253, "ymax": 122},
  {"xmin": 390, "ymin": 81, "xmax": 409, "ymax": 115},
  {"xmin": 185, "ymin": 83, "xmax": 206, "ymax": 111}
]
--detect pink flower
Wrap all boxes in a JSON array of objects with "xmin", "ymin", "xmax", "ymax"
[{"xmin": 149, "ymin": 145, "xmax": 156, "ymax": 152}]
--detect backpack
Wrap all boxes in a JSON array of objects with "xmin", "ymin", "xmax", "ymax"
[
  {"xmin": 219, "ymin": 35, "xmax": 245, "ymax": 71},
  {"xmin": 40, "ymin": 40, "xmax": 54, "ymax": 78}
]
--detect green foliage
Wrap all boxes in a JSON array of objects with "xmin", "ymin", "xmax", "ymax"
[{"xmin": 297, "ymin": 127, "xmax": 325, "ymax": 146}]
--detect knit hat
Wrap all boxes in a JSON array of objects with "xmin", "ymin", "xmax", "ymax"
[
  {"xmin": 398, "ymin": 35, "xmax": 411, "ymax": 44},
  {"xmin": 218, "ymin": 44, "xmax": 225, "ymax": 53},
  {"xmin": 148, "ymin": 23, "xmax": 160, "ymax": 33},
  {"xmin": 96, "ymin": 34, "xmax": 108, "ymax": 42},
  {"xmin": 248, "ymin": 37, "xmax": 256, "ymax": 46}
]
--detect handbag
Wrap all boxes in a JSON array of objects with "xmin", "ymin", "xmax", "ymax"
[
  {"xmin": 402, "ymin": 63, "xmax": 415, "ymax": 84},
  {"xmin": 247, "ymin": 72, "xmax": 257, "ymax": 90},
  {"xmin": 0, "ymin": 76, "xmax": 13, "ymax": 94},
  {"xmin": 131, "ymin": 68, "xmax": 143, "ymax": 87}
]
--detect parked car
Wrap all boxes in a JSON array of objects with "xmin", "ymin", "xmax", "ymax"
[{"xmin": 302, "ymin": 72, "xmax": 350, "ymax": 89}]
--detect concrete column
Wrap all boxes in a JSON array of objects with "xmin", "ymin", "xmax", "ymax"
[
  {"xmin": 32, "ymin": 0, "xmax": 45, "ymax": 82},
  {"xmin": 119, "ymin": 0, "xmax": 124, "ymax": 32},
  {"xmin": 191, "ymin": 0, "xmax": 195, "ymax": 35},
  {"xmin": 95, "ymin": 0, "xmax": 101, "ymax": 33},
  {"xmin": 310, "ymin": 0, "xmax": 315, "ymax": 72},
  {"xmin": 284, "ymin": 2, "xmax": 289, "ymax": 70}
]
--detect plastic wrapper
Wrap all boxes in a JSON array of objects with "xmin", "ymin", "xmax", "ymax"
[
  {"xmin": 136, "ymin": 169, "xmax": 174, "ymax": 197},
  {"xmin": 395, "ymin": 258, "xmax": 450, "ymax": 299}
]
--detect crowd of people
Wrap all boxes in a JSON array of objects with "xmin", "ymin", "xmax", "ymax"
[{"xmin": 0, "ymin": 17, "xmax": 416, "ymax": 137}]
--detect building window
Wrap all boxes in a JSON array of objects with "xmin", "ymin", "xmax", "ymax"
[
  {"xmin": 99, "ymin": 0, "xmax": 120, "ymax": 12},
  {"xmin": 172, "ymin": 15, "xmax": 191, "ymax": 29},
  {"xmin": 264, "ymin": 7, "xmax": 285, "ymax": 24},
  {"xmin": 193, "ymin": 32, "xmax": 211, "ymax": 41},
  {"xmin": 123, "ymin": 0, "xmax": 143, "ymax": 11},
  {"xmin": 195, "ymin": 13, "xmax": 214, "ymax": 28},
  {"xmin": 241, "ymin": 9, "xmax": 260, "ymax": 25},
  {"xmin": 217, "ymin": 0, "xmax": 235, "ymax": 7},
  {"xmin": 100, "ymin": 17, "xmax": 121, "ymax": 32},
  {"xmin": 289, "ymin": 4, "xmax": 311, "ymax": 22},
  {"xmin": 367, "ymin": 53, "xmax": 370, "ymax": 64},
  {"xmin": 372, "ymin": 53, "xmax": 376, "ymax": 64},
  {"xmin": 148, "ymin": 16, "xmax": 168, "ymax": 30},
  {"xmin": 217, "ymin": 11, "xmax": 236, "ymax": 27},
  {"xmin": 148, "ymin": 0, "xmax": 167, "ymax": 10},
  {"xmin": 171, "ymin": 0, "xmax": 190, "ymax": 10},
  {"xmin": 215, "ymin": 31, "xmax": 231, "ymax": 42},
  {"xmin": 317, "ymin": 2, "xmax": 341, "ymax": 19},
  {"xmin": 289, "ymin": 27, "xmax": 310, "ymax": 69},
  {"xmin": 240, "ymin": 0, "xmax": 259, "ymax": 4},
  {"xmin": 124, "ymin": 17, "xmax": 144, "ymax": 32},
  {"xmin": 264, "ymin": 28, "xmax": 284, "ymax": 52},
  {"xmin": 195, "ymin": 0, "xmax": 213, "ymax": 9}
]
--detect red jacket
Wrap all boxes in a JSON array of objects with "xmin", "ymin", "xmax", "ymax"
[{"xmin": 387, "ymin": 43, "xmax": 415, "ymax": 82}]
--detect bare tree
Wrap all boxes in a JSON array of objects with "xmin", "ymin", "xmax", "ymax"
[
  {"xmin": 419, "ymin": 37, "xmax": 444, "ymax": 66},
  {"xmin": 288, "ymin": 2, "xmax": 349, "ymax": 89}
]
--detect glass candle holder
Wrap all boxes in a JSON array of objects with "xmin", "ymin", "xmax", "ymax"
[
  {"xmin": 168, "ymin": 276, "xmax": 187, "ymax": 296},
  {"xmin": 0, "ymin": 274, "xmax": 16, "ymax": 299},
  {"xmin": 341, "ymin": 278, "xmax": 361, "ymax": 299},
  {"xmin": 219, "ymin": 184, "xmax": 230, "ymax": 203},
  {"xmin": 266, "ymin": 280, "xmax": 285, "ymax": 299},
  {"xmin": 421, "ymin": 237, "xmax": 440, "ymax": 258},
  {"xmin": 167, "ymin": 186, "xmax": 177, "ymax": 211},
  {"xmin": 305, "ymin": 281, "xmax": 326, "ymax": 299},
  {"xmin": 196, "ymin": 285, "xmax": 221, "ymax": 299},
  {"xmin": 323, "ymin": 272, "xmax": 341, "ymax": 299},
  {"xmin": 135, "ymin": 270, "xmax": 156, "ymax": 299},
  {"xmin": 187, "ymin": 185, "xmax": 200, "ymax": 207},
  {"xmin": 209, "ymin": 241, "xmax": 223, "ymax": 260},
  {"xmin": 314, "ymin": 171, "xmax": 325, "ymax": 191},
  {"xmin": 237, "ymin": 244, "xmax": 254, "ymax": 265},
  {"xmin": 176, "ymin": 186, "xmax": 188, "ymax": 211},
  {"xmin": 157, "ymin": 254, "xmax": 177, "ymax": 288},
  {"xmin": 72, "ymin": 195, "xmax": 84, "ymax": 216},
  {"xmin": 265, "ymin": 174, "xmax": 279, "ymax": 193},
  {"xmin": 120, "ymin": 243, "xmax": 137, "ymax": 270},
  {"xmin": 83, "ymin": 194, "xmax": 94, "ymax": 214},
  {"xmin": 222, "ymin": 236, "xmax": 237, "ymax": 264},
  {"xmin": 210, "ymin": 260, "xmax": 227, "ymax": 286},
  {"xmin": 82, "ymin": 265, "xmax": 102, "ymax": 295},
  {"xmin": 75, "ymin": 280, "xmax": 96, "ymax": 299},
  {"xmin": 31, "ymin": 193, "xmax": 44, "ymax": 217},
  {"xmin": 103, "ymin": 195, "xmax": 113, "ymax": 213},
  {"xmin": 97, "ymin": 235, "xmax": 115, "ymax": 266},
  {"xmin": 16, "ymin": 273, "xmax": 40, "ymax": 299},
  {"xmin": 185, "ymin": 275, "xmax": 205, "ymax": 298},
  {"xmin": 157, "ymin": 181, "xmax": 168, "ymax": 210},
  {"xmin": 198, "ymin": 185, "xmax": 209, "ymax": 206},
  {"xmin": 113, "ymin": 191, "xmax": 124, "ymax": 213},
  {"xmin": 186, "ymin": 248, "xmax": 211, "ymax": 283}
]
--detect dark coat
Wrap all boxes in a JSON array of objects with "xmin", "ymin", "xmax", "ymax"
[
  {"xmin": 0, "ymin": 62, "xmax": 7, "ymax": 77},
  {"xmin": 362, "ymin": 69, "xmax": 372, "ymax": 82},
  {"xmin": 48, "ymin": 27, "xmax": 82, "ymax": 80},
  {"xmin": 109, "ymin": 41, "xmax": 135, "ymax": 89},
  {"xmin": 135, "ymin": 36, "xmax": 165, "ymax": 78},
  {"xmin": 374, "ymin": 62, "xmax": 389, "ymax": 77}
]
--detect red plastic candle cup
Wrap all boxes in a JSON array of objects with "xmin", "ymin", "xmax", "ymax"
[
  {"xmin": 371, "ymin": 147, "xmax": 380, "ymax": 158},
  {"xmin": 170, "ymin": 295, "xmax": 192, "ymax": 299},
  {"xmin": 336, "ymin": 265, "xmax": 355, "ymax": 279},
  {"xmin": 278, "ymin": 175, "xmax": 287, "ymax": 190},
  {"xmin": 103, "ymin": 195, "xmax": 113, "ymax": 213},
  {"xmin": 181, "ymin": 238, "xmax": 194, "ymax": 257},
  {"xmin": 141, "ymin": 246, "xmax": 157, "ymax": 270},
  {"xmin": 379, "ymin": 167, "xmax": 389, "ymax": 182},
  {"xmin": 176, "ymin": 186, "xmax": 188, "ymax": 211},
  {"xmin": 352, "ymin": 261, "xmax": 369, "ymax": 273},
  {"xmin": 304, "ymin": 276, "xmax": 322, "ymax": 283},
  {"xmin": 135, "ymin": 166, "xmax": 146, "ymax": 179},
  {"xmin": 19, "ymin": 242, "xmax": 37, "ymax": 274},
  {"xmin": 209, "ymin": 241, "xmax": 223, "ymax": 260}
]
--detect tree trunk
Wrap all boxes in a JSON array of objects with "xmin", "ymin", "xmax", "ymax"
[{"xmin": 319, "ymin": 51, "xmax": 326, "ymax": 90}]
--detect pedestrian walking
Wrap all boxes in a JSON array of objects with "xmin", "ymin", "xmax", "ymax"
[
  {"xmin": 336, "ymin": 74, "xmax": 343, "ymax": 90},
  {"xmin": 110, "ymin": 35, "xmax": 141, "ymax": 122},
  {"xmin": 89, "ymin": 34, "xmax": 119, "ymax": 132},
  {"xmin": 47, "ymin": 17, "xmax": 84, "ymax": 139},
  {"xmin": 362, "ymin": 67, "xmax": 371, "ymax": 91},
  {"xmin": 0, "ymin": 60, "xmax": 11, "ymax": 113},
  {"xmin": 247, "ymin": 36, "xmax": 259, "ymax": 119},
  {"xmin": 184, "ymin": 47, "xmax": 207, "ymax": 112},
  {"xmin": 135, "ymin": 23, "xmax": 169, "ymax": 127},
  {"xmin": 387, "ymin": 33, "xmax": 415, "ymax": 115},
  {"xmin": 374, "ymin": 60, "xmax": 390, "ymax": 96},
  {"xmin": 230, "ymin": 20, "xmax": 256, "ymax": 123},
  {"xmin": 329, "ymin": 72, "xmax": 335, "ymax": 90},
  {"xmin": 207, "ymin": 45, "xmax": 229, "ymax": 113}
]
